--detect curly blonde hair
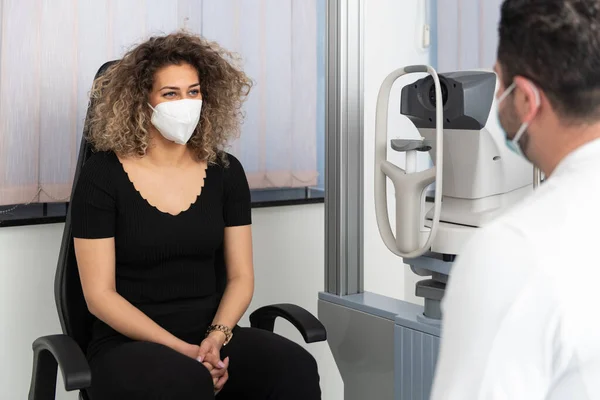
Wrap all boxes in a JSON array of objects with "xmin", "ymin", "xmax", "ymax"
[{"xmin": 87, "ymin": 31, "xmax": 252, "ymax": 164}]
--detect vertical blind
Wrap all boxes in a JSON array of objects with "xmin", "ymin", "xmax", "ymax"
[
  {"xmin": 437, "ymin": 0, "xmax": 503, "ymax": 72},
  {"xmin": 0, "ymin": 0, "xmax": 319, "ymax": 207}
]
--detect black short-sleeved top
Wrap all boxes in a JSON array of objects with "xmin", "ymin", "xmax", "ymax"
[{"xmin": 70, "ymin": 151, "xmax": 252, "ymax": 359}]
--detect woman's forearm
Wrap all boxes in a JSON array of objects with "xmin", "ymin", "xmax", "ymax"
[
  {"xmin": 89, "ymin": 290, "xmax": 189, "ymax": 354},
  {"xmin": 211, "ymin": 276, "xmax": 254, "ymax": 330}
]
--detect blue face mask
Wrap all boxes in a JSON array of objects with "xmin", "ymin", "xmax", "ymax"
[{"xmin": 496, "ymin": 81, "xmax": 540, "ymax": 157}]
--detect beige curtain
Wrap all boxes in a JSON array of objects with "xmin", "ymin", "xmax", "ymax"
[{"xmin": 0, "ymin": 0, "xmax": 319, "ymax": 207}]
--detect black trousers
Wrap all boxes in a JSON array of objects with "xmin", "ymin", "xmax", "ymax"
[{"xmin": 87, "ymin": 327, "xmax": 321, "ymax": 400}]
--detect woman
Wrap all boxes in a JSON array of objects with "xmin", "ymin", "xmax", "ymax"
[{"xmin": 70, "ymin": 31, "xmax": 321, "ymax": 399}]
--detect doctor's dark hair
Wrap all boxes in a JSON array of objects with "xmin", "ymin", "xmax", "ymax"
[
  {"xmin": 87, "ymin": 31, "xmax": 252, "ymax": 164},
  {"xmin": 497, "ymin": 0, "xmax": 600, "ymax": 122}
]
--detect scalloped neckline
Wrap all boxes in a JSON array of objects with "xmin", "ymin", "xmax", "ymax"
[{"xmin": 116, "ymin": 154, "xmax": 208, "ymax": 217}]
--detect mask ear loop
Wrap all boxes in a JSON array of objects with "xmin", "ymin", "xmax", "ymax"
[{"xmin": 497, "ymin": 82, "xmax": 516, "ymax": 104}]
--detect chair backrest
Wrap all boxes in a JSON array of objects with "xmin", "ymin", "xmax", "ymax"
[
  {"xmin": 54, "ymin": 61, "xmax": 117, "ymax": 351},
  {"xmin": 55, "ymin": 61, "xmax": 229, "ymax": 352}
]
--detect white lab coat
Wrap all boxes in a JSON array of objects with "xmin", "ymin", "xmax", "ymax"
[{"xmin": 431, "ymin": 139, "xmax": 600, "ymax": 400}]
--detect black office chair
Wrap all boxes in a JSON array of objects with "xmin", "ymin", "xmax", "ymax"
[{"xmin": 28, "ymin": 61, "xmax": 327, "ymax": 400}]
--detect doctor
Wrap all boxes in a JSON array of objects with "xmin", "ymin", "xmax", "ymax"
[{"xmin": 431, "ymin": 0, "xmax": 600, "ymax": 399}]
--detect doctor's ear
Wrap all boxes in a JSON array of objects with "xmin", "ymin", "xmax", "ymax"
[{"xmin": 513, "ymin": 76, "xmax": 542, "ymax": 121}]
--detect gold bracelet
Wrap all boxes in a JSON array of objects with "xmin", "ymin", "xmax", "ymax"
[{"xmin": 206, "ymin": 324, "xmax": 233, "ymax": 346}]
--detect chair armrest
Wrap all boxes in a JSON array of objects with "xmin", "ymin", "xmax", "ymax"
[
  {"xmin": 249, "ymin": 303, "xmax": 327, "ymax": 344},
  {"xmin": 29, "ymin": 334, "xmax": 91, "ymax": 400}
]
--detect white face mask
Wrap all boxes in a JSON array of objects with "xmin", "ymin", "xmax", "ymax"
[
  {"xmin": 496, "ymin": 82, "xmax": 540, "ymax": 157},
  {"xmin": 149, "ymin": 99, "xmax": 203, "ymax": 145}
]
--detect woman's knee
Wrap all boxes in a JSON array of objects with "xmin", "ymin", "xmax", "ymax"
[
  {"xmin": 293, "ymin": 345, "xmax": 320, "ymax": 379},
  {"xmin": 89, "ymin": 341, "xmax": 215, "ymax": 399},
  {"xmin": 221, "ymin": 329, "xmax": 321, "ymax": 399},
  {"xmin": 286, "ymin": 341, "xmax": 318, "ymax": 369},
  {"xmin": 175, "ymin": 356, "xmax": 215, "ymax": 394},
  {"xmin": 273, "ymin": 338, "xmax": 320, "ymax": 383},
  {"xmin": 279, "ymin": 343, "xmax": 322, "ymax": 398}
]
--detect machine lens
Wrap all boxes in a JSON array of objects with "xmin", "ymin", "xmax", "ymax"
[{"xmin": 429, "ymin": 81, "xmax": 448, "ymax": 107}]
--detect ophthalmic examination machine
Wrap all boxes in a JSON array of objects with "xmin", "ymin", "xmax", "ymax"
[{"xmin": 318, "ymin": 65, "xmax": 535, "ymax": 400}]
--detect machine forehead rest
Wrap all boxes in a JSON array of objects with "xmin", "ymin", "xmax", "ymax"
[
  {"xmin": 391, "ymin": 139, "xmax": 433, "ymax": 152},
  {"xmin": 405, "ymin": 65, "xmax": 428, "ymax": 73}
]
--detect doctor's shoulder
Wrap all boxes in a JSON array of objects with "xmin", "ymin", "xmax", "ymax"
[
  {"xmin": 496, "ymin": 179, "xmax": 571, "ymax": 239},
  {"xmin": 451, "ymin": 183, "xmax": 569, "ymax": 275},
  {"xmin": 449, "ymin": 215, "xmax": 534, "ymax": 278}
]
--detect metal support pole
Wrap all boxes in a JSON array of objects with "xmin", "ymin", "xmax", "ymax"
[{"xmin": 324, "ymin": 0, "xmax": 364, "ymax": 295}]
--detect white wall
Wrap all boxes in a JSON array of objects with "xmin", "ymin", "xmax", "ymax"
[
  {"xmin": 363, "ymin": 0, "xmax": 433, "ymax": 304},
  {"xmin": 0, "ymin": 223, "xmax": 76, "ymax": 400},
  {"xmin": 0, "ymin": 204, "xmax": 342, "ymax": 400}
]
